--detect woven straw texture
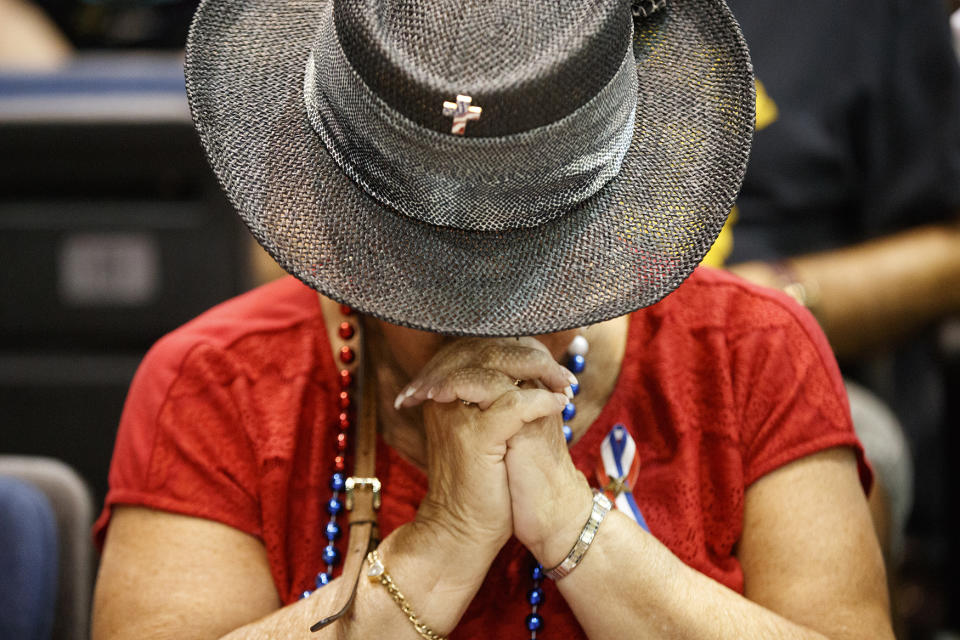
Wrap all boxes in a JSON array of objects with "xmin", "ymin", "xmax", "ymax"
[{"xmin": 186, "ymin": 0, "xmax": 754, "ymax": 336}]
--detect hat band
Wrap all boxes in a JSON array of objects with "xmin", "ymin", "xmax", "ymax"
[{"xmin": 304, "ymin": 7, "xmax": 638, "ymax": 231}]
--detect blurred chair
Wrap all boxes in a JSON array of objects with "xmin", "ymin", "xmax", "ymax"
[
  {"xmin": 844, "ymin": 381, "xmax": 913, "ymax": 563},
  {"xmin": 0, "ymin": 456, "xmax": 94, "ymax": 640}
]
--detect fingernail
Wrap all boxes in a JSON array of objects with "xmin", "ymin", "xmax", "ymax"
[
  {"xmin": 554, "ymin": 392, "xmax": 568, "ymax": 406},
  {"xmin": 394, "ymin": 385, "xmax": 418, "ymax": 410},
  {"xmin": 564, "ymin": 386, "xmax": 574, "ymax": 399},
  {"xmin": 426, "ymin": 387, "xmax": 435, "ymax": 399},
  {"xmin": 562, "ymin": 368, "xmax": 578, "ymax": 386}
]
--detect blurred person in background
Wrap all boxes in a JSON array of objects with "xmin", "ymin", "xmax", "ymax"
[
  {"xmin": 702, "ymin": 0, "xmax": 960, "ymax": 632},
  {"xmin": 0, "ymin": 0, "xmax": 71, "ymax": 69},
  {"xmin": 0, "ymin": 0, "xmax": 201, "ymax": 57}
]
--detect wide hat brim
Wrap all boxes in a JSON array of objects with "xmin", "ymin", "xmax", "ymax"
[{"xmin": 185, "ymin": 0, "xmax": 754, "ymax": 336}]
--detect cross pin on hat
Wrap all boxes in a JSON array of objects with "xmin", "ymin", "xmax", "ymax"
[{"xmin": 442, "ymin": 94, "xmax": 482, "ymax": 135}]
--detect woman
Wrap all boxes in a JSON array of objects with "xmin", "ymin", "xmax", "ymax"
[{"xmin": 91, "ymin": 0, "xmax": 893, "ymax": 638}]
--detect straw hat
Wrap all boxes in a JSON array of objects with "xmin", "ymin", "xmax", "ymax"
[{"xmin": 185, "ymin": 0, "xmax": 754, "ymax": 335}]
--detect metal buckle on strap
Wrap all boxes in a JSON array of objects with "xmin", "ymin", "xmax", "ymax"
[{"xmin": 345, "ymin": 476, "xmax": 382, "ymax": 510}]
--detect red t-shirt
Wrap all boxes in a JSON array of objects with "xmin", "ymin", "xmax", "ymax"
[{"xmin": 94, "ymin": 267, "xmax": 869, "ymax": 638}]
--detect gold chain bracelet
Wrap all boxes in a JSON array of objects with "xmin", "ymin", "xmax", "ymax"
[{"xmin": 366, "ymin": 549, "xmax": 448, "ymax": 640}]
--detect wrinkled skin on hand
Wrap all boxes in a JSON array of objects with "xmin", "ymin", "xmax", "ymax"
[{"xmin": 402, "ymin": 337, "xmax": 594, "ymax": 565}]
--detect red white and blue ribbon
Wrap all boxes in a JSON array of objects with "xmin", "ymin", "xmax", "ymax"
[{"xmin": 595, "ymin": 424, "xmax": 649, "ymax": 532}]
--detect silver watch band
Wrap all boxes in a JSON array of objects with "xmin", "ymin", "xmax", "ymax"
[{"xmin": 544, "ymin": 492, "xmax": 612, "ymax": 580}]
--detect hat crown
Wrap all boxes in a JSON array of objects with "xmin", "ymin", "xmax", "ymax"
[{"xmin": 334, "ymin": 0, "xmax": 633, "ymax": 136}]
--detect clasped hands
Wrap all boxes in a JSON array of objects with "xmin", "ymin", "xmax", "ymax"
[{"xmin": 394, "ymin": 337, "xmax": 595, "ymax": 569}]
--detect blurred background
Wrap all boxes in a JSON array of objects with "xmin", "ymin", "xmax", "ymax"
[{"xmin": 1, "ymin": 0, "xmax": 958, "ymax": 638}]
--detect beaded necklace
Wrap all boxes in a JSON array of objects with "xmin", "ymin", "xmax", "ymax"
[
  {"xmin": 523, "ymin": 333, "xmax": 587, "ymax": 638},
  {"xmin": 301, "ymin": 312, "xmax": 639, "ymax": 639},
  {"xmin": 300, "ymin": 304, "xmax": 360, "ymax": 596}
]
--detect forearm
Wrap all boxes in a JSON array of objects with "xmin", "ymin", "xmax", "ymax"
[
  {"xmin": 729, "ymin": 222, "xmax": 960, "ymax": 359},
  {"xmin": 554, "ymin": 511, "xmax": 887, "ymax": 640},
  {"xmin": 220, "ymin": 521, "xmax": 500, "ymax": 640}
]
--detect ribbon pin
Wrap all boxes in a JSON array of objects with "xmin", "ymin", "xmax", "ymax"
[{"xmin": 596, "ymin": 424, "xmax": 650, "ymax": 532}]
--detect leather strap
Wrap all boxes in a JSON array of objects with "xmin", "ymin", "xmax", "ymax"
[{"xmin": 311, "ymin": 301, "xmax": 380, "ymax": 632}]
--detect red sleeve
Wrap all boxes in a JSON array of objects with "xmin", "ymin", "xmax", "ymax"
[
  {"xmin": 728, "ymin": 285, "xmax": 872, "ymax": 492},
  {"xmin": 93, "ymin": 336, "xmax": 262, "ymax": 549}
]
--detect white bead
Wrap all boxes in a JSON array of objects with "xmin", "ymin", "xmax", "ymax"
[{"xmin": 567, "ymin": 334, "xmax": 589, "ymax": 357}]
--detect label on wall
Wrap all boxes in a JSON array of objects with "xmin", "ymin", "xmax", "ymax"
[{"xmin": 58, "ymin": 233, "xmax": 159, "ymax": 306}]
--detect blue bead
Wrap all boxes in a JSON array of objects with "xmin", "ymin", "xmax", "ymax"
[
  {"xmin": 568, "ymin": 354, "xmax": 586, "ymax": 373},
  {"xmin": 562, "ymin": 424, "xmax": 573, "ymax": 443},
  {"xmin": 327, "ymin": 497, "xmax": 343, "ymax": 515},
  {"xmin": 315, "ymin": 572, "xmax": 332, "ymax": 588},
  {"xmin": 562, "ymin": 402, "xmax": 576, "ymax": 421},
  {"xmin": 570, "ymin": 381, "xmax": 580, "ymax": 396},
  {"xmin": 322, "ymin": 544, "xmax": 341, "ymax": 566},
  {"xmin": 525, "ymin": 613, "xmax": 544, "ymax": 632},
  {"xmin": 330, "ymin": 472, "xmax": 346, "ymax": 492},
  {"xmin": 527, "ymin": 587, "xmax": 544, "ymax": 606},
  {"xmin": 531, "ymin": 564, "xmax": 544, "ymax": 581},
  {"xmin": 325, "ymin": 521, "xmax": 342, "ymax": 541},
  {"xmin": 300, "ymin": 590, "xmax": 312, "ymax": 599}
]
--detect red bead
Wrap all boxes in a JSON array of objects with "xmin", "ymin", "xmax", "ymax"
[
  {"xmin": 338, "ymin": 322, "xmax": 355, "ymax": 340},
  {"xmin": 338, "ymin": 391, "xmax": 351, "ymax": 410},
  {"xmin": 339, "ymin": 346, "xmax": 355, "ymax": 364},
  {"xmin": 333, "ymin": 455, "xmax": 345, "ymax": 471},
  {"xmin": 339, "ymin": 369, "xmax": 353, "ymax": 388},
  {"xmin": 340, "ymin": 304, "xmax": 354, "ymax": 316},
  {"xmin": 337, "ymin": 433, "xmax": 348, "ymax": 451},
  {"xmin": 338, "ymin": 412, "xmax": 351, "ymax": 431}
]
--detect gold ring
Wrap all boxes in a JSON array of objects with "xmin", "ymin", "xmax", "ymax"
[{"xmin": 460, "ymin": 399, "xmax": 474, "ymax": 407}]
